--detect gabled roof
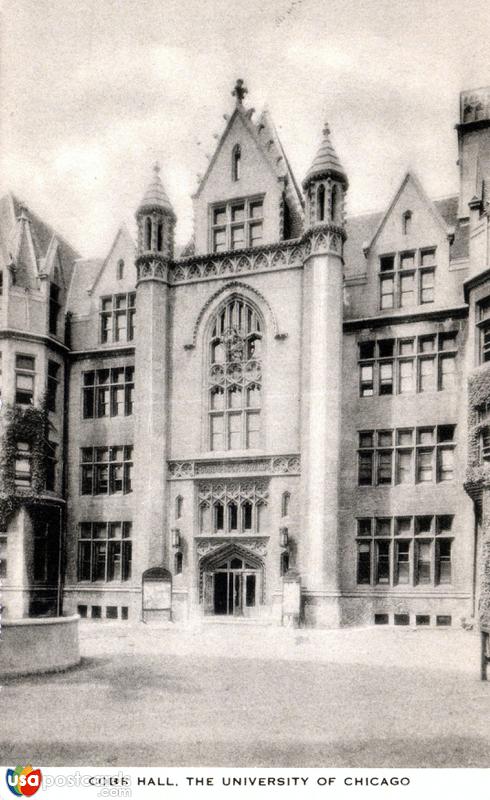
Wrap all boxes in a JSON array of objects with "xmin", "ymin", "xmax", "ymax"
[
  {"xmin": 344, "ymin": 191, "xmax": 469, "ymax": 276},
  {"xmin": 89, "ymin": 224, "xmax": 136, "ymax": 295},
  {"xmin": 193, "ymin": 100, "xmax": 304, "ymax": 213},
  {"xmin": 0, "ymin": 192, "xmax": 80, "ymax": 286},
  {"xmin": 363, "ymin": 172, "xmax": 454, "ymax": 256}
]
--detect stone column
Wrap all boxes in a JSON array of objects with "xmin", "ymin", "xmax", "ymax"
[
  {"xmin": 133, "ymin": 259, "xmax": 170, "ymax": 577},
  {"xmin": 300, "ymin": 227, "xmax": 344, "ymax": 626}
]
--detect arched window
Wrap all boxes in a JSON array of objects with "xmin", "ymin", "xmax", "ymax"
[
  {"xmin": 317, "ymin": 184, "xmax": 326, "ymax": 222},
  {"xmin": 331, "ymin": 185, "xmax": 338, "ymax": 223},
  {"xmin": 145, "ymin": 217, "xmax": 152, "ymax": 250},
  {"xmin": 176, "ymin": 495, "xmax": 183, "ymax": 519},
  {"xmin": 156, "ymin": 221, "xmax": 163, "ymax": 252},
  {"xmin": 280, "ymin": 551, "xmax": 290, "ymax": 576},
  {"xmin": 208, "ymin": 298, "xmax": 262, "ymax": 451},
  {"xmin": 281, "ymin": 491, "xmax": 290, "ymax": 518},
  {"xmin": 402, "ymin": 210, "xmax": 412, "ymax": 235},
  {"xmin": 117, "ymin": 259, "xmax": 124, "ymax": 280},
  {"xmin": 232, "ymin": 144, "xmax": 241, "ymax": 182}
]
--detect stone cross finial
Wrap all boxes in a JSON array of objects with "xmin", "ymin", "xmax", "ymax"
[
  {"xmin": 232, "ymin": 79, "xmax": 248, "ymax": 106},
  {"xmin": 153, "ymin": 161, "xmax": 161, "ymax": 176},
  {"xmin": 323, "ymin": 122, "xmax": 331, "ymax": 138}
]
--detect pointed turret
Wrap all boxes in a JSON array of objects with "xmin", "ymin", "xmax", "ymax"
[
  {"xmin": 303, "ymin": 122, "xmax": 348, "ymax": 230},
  {"xmin": 136, "ymin": 162, "xmax": 176, "ymax": 259},
  {"xmin": 138, "ymin": 162, "xmax": 175, "ymax": 217},
  {"xmin": 303, "ymin": 123, "xmax": 348, "ymax": 190}
]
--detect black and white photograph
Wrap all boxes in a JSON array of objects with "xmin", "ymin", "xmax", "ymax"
[{"xmin": 0, "ymin": 0, "xmax": 489, "ymax": 792}]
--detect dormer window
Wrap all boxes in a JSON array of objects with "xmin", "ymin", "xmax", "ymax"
[
  {"xmin": 402, "ymin": 210, "xmax": 412, "ymax": 235},
  {"xmin": 117, "ymin": 260, "xmax": 124, "ymax": 280},
  {"xmin": 232, "ymin": 144, "xmax": 241, "ymax": 182}
]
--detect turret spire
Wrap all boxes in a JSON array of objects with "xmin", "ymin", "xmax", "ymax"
[{"xmin": 303, "ymin": 121, "xmax": 348, "ymax": 190}]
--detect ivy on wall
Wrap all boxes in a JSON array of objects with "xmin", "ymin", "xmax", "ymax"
[
  {"xmin": 464, "ymin": 371, "xmax": 490, "ymax": 494},
  {"xmin": 0, "ymin": 400, "xmax": 51, "ymax": 527}
]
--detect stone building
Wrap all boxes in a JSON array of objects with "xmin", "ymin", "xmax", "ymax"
[{"xmin": 1, "ymin": 81, "xmax": 489, "ymax": 628}]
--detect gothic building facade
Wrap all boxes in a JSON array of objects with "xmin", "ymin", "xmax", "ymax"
[{"xmin": 1, "ymin": 82, "xmax": 490, "ymax": 628}]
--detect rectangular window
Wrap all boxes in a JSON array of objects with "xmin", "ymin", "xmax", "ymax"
[
  {"xmin": 420, "ymin": 269, "xmax": 435, "ymax": 304},
  {"xmin": 416, "ymin": 540, "xmax": 432, "ymax": 584},
  {"xmin": 358, "ymin": 450, "xmax": 373, "ymax": 486},
  {"xmin": 80, "ymin": 446, "xmax": 133, "ymax": 495},
  {"xmin": 399, "ymin": 359, "xmax": 414, "ymax": 393},
  {"xmin": 396, "ymin": 449, "xmax": 412, "ymax": 484},
  {"xmin": 82, "ymin": 366, "xmax": 134, "ymax": 419},
  {"xmin": 379, "ymin": 248, "xmax": 436, "ymax": 310},
  {"xmin": 100, "ymin": 294, "xmax": 135, "ymax": 344},
  {"xmin": 395, "ymin": 540, "xmax": 410, "ymax": 584},
  {"xmin": 46, "ymin": 441, "xmax": 57, "ymax": 491},
  {"xmin": 47, "ymin": 360, "xmax": 60, "ymax": 412},
  {"xmin": 15, "ymin": 354, "xmax": 35, "ymax": 404},
  {"xmin": 400, "ymin": 272, "xmax": 415, "ymax": 307},
  {"xmin": 15, "ymin": 442, "xmax": 32, "ymax": 487},
  {"xmin": 375, "ymin": 540, "xmax": 390, "ymax": 584},
  {"xmin": 380, "ymin": 276, "xmax": 394, "ymax": 309},
  {"xmin": 357, "ymin": 541, "xmax": 371, "ymax": 584},
  {"xmin": 437, "ymin": 539, "xmax": 452, "ymax": 584},
  {"xmin": 359, "ymin": 332, "xmax": 457, "ymax": 398},
  {"xmin": 210, "ymin": 415, "xmax": 224, "ymax": 451},
  {"xmin": 418, "ymin": 357, "xmax": 435, "ymax": 392},
  {"xmin": 377, "ymin": 450, "xmax": 393, "ymax": 485},
  {"xmin": 77, "ymin": 521, "xmax": 132, "ymax": 583},
  {"xmin": 246, "ymin": 411, "xmax": 261, "ymax": 449},
  {"xmin": 211, "ymin": 197, "xmax": 264, "ymax": 253}
]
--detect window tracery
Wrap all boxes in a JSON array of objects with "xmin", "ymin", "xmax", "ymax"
[
  {"xmin": 208, "ymin": 298, "xmax": 262, "ymax": 451},
  {"xmin": 198, "ymin": 481, "xmax": 268, "ymax": 535}
]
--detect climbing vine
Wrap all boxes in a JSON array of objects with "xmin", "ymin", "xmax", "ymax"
[{"xmin": 0, "ymin": 399, "xmax": 51, "ymax": 527}]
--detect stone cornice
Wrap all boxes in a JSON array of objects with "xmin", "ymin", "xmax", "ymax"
[
  {"xmin": 69, "ymin": 345, "xmax": 135, "ymax": 361},
  {"xmin": 0, "ymin": 329, "xmax": 70, "ymax": 355},
  {"xmin": 343, "ymin": 305, "xmax": 468, "ymax": 332}
]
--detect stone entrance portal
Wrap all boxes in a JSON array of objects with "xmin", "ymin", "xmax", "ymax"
[{"xmin": 200, "ymin": 545, "xmax": 264, "ymax": 617}]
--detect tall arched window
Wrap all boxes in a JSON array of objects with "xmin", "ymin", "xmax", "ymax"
[
  {"xmin": 208, "ymin": 298, "xmax": 262, "ymax": 451},
  {"xmin": 156, "ymin": 221, "xmax": 164, "ymax": 252},
  {"xmin": 117, "ymin": 259, "xmax": 124, "ymax": 280},
  {"xmin": 317, "ymin": 184, "xmax": 325, "ymax": 222},
  {"xmin": 232, "ymin": 144, "xmax": 241, "ymax": 182},
  {"xmin": 145, "ymin": 217, "xmax": 152, "ymax": 250}
]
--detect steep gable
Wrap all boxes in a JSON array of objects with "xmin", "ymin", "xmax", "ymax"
[{"xmin": 89, "ymin": 225, "xmax": 136, "ymax": 300}]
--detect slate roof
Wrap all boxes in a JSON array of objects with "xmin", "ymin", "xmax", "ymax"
[
  {"xmin": 304, "ymin": 124, "xmax": 348, "ymax": 188},
  {"xmin": 138, "ymin": 164, "xmax": 174, "ymax": 215}
]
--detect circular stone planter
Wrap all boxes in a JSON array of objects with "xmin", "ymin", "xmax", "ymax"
[{"xmin": 0, "ymin": 614, "xmax": 80, "ymax": 676}]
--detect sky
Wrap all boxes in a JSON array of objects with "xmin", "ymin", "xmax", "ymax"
[{"xmin": 1, "ymin": 0, "xmax": 489, "ymax": 258}]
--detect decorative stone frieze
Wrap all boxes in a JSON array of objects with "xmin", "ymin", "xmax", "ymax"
[
  {"xmin": 170, "ymin": 241, "xmax": 303, "ymax": 285},
  {"xmin": 167, "ymin": 454, "xmax": 301, "ymax": 479},
  {"xmin": 135, "ymin": 255, "xmax": 170, "ymax": 284},
  {"xmin": 301, "ymin": 223, "xmax": 346, "ymax": 258},
  {"xmin": 196, "ymin": 538, "xmax": 268, "ymax": 558}
]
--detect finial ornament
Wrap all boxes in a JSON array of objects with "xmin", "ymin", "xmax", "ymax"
[
  {"xmin": 153, "ymin": 161, "xmax": 161, "ymax": 176},
  {"xmin": 232, "ymin": 79, "xmax": 248, "ymax": 106},
  {"xmin": 323, "ymin": 122, "xmax": 331, "ymax": 137}
]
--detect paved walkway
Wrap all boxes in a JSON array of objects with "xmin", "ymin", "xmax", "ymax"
[
  {"xmin": 80, "ymin": 619, "xmax": 481, "ymax": 674},
  {"xmin": 1, "ymin": 622, "xmax": 488, "ymax": 767}
]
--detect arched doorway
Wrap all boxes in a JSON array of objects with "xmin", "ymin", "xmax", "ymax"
[{"xmin": 200, "ymin": 545, "xmax": 264, "ymax": 617}]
